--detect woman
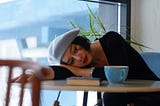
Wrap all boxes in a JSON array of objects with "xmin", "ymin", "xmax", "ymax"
[{"xmin": 14, "ymin": 28, "xmax": 160, "ymax": 106}]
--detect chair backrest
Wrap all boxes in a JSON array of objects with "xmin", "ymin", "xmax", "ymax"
[
  {"xmin": 0, "ymin": 59, "xmax": 46, "ymax": 106},
  {"xmin": 140, "ymin": 52, "xmax": 160, "ymax": 78}
]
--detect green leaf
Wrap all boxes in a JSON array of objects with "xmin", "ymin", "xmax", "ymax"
[
  {"xmin": 68, "ymin": 4, "xmax": 150, "ymax": 50},
  {"xmin": 68, "ymin": 18, "xmax": 77, "ymax": 28},
  {"xmin": 87, "ymin": 4, "xmax": 106, "ymax": 34},
  {"xmin": 87, "ymin": 4, "xmax": 97, "ymax": 19},
  {"xmin": 96, "ymin": 16, "xmax": 106, "ymax": 33},
  {"xmin": 125, "ymin": 39, "xmax": 151, "ymax": 49}
]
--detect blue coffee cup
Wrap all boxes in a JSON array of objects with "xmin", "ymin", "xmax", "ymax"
[{"xmin": 104, "ymin": 66, "xmax": 128, "ymax": 83}]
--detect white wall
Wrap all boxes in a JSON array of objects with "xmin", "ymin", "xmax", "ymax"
[{"xmin": 131, "ymin": 0, "xmax": 160, "ymax": 52}]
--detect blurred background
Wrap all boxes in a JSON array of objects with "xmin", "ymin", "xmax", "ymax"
[{"xmin": 0, "ymin": 0, "xmax": 129, "ymax": 105}]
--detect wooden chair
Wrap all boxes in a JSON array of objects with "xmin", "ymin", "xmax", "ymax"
[{"xmin": 0, "ymin": 59, "xmax": 47, "ymax": 106}]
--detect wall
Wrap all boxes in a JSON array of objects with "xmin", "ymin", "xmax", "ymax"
[{"xmin": 131, "ymin": 0, "xmax": 160, "ymax": 52}]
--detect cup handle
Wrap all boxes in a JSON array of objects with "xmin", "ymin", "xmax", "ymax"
[{"xmin": 120, "ymin": 69, "xmax": 126, "ymax": 81}]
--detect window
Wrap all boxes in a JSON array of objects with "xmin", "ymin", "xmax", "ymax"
[
  {"xmin": 0, "ymin": 0, "xmax": 130, "ymax": 105},
  {"xmin": 82, "ymin": 0, "xmax": 131, "ymax": 39},
  {"xmin": 0, "ymin": 0, "xmax": 14, "ymax": 4}
]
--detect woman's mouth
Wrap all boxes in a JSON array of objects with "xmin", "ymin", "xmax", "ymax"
[{"xmin": 83, "ymin": 55, "xmax": 88, "ymax": 64}]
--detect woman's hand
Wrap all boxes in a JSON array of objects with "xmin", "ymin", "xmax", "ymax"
[
  {"xmin": 12, "ymin": 67, "xmax": 55, "ymax": 83},
  {"xmin": 60, "ymin": 64, "xmax": 91, "ymax": 77}
]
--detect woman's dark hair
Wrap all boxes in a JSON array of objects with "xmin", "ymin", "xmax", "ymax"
[
  {"xmin": 60, "ymin": 36, "xmax": 91, "ymax": 65},
  {"xmin": 72, "ymin": 36, "xmax": 91, "ymax": 51}
]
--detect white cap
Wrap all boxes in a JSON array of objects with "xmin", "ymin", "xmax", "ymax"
[{"xmin": 48, "ymin": 28, "xmax": 80, "ymax": 65}]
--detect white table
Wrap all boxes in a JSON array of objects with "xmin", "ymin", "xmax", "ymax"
[
  {"xmin": 40, "ymin": 79, "xmax": 160, "ymax": 106},
  {"xmin": 40, "ymin": 80, "xmax": 160, "ymax": 106},
  {"xmin": 41, "ymin": 79, "xmax": 160, "ymax": 93}
]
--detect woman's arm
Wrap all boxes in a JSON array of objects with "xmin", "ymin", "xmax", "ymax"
[
  {"xmin": 12, "ymin": 64, "xmax": 107, "ymax": 82},
  {"xmin": 60, "ymin": 64, "xmax": 91, "ymax": 77},
  {"xmin": 60, "ymin": 64, "xmax": 107, "ymax": 80}
]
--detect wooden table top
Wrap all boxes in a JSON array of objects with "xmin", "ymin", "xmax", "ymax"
[{"xmin": 40, "ymin": 79, "xmax": 160, "ymax": 93}]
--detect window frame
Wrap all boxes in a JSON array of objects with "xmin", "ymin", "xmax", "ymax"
[{"xmin": 80, "ymin": 0, "xmax": 131, "ymax": 40}]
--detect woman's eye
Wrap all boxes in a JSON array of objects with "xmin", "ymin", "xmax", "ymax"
[
  {"xmin": 73, "ymin": 47, "xmax": 78, "ymax": 54},
  {"xmin": 70, "ymin": 58, "xmax": 74, "ymax": 65},
  {"xmin": 74, "ymin": 47, "xmax": 78, "ymax": 53}
]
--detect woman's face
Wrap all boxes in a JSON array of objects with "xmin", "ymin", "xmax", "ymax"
[{"xmin": 61, "ymin": 44, "xmax": 93, "ymax": 67}]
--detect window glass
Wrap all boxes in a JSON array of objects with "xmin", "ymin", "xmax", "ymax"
[
  {"xmin": 0, "ymin": 0, "xmax": 129, "ymax": 106},
  {"xmin": 0, "ymin": 0, "xmax": 98, "ymax": 65},
  {"xmin": 99, "ymin": 1, "xmax": 127, "ymax": 38}
]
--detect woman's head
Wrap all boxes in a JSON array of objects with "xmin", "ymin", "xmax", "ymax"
[
  {"xmin": 48, "ymin": 28, "xmax": 92, "ymax": 67},
  {"xmin": 61, "ymin": 36, "xmax": 92, "ymax": 67}
]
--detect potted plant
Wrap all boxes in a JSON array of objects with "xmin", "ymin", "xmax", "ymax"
[{"xmin": 68, "ymin": 4, "xmax": 149, "ymax": 50}]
